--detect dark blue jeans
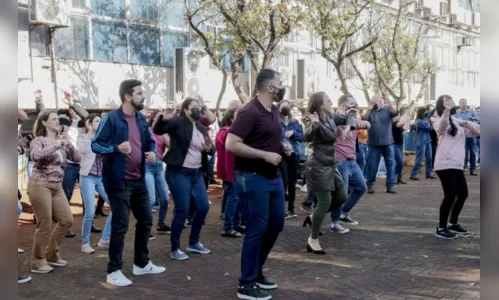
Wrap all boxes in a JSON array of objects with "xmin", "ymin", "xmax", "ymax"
[
  {"xmin": 476, "ymin": 137, "xmax": 480, "ymax": 164},
  {"xmin": 207, "ymin": 155, "xmax": 216, "ymax": 183},
  {"xmin": 464, "ymin": 137, "xmax": 477, "ymax": 172},
  {"xmin": 62, "ymin": 163, "xmax": 80, "ymax": 202},
  {"xmin": 394, "ymin": 144, "xmax": 404, "ymax": 179},
  {"xmin": 166, "ymin": 166, "xmax": 210, "ymax": 252},
  {"xmin": 411, "ymin": 143, "xmax": 432, "ymax": 178},
  {"xmin": 331, "ymin": 160, "xmax": 367, "ymax": 222},
  {"xmin": 235, "ymin": 172, "xmax": 285, "ymax": 287},
  {"xmin": 366, "ymin": 145, "xmax": 396, "ymax": 188},
  {"xmin": 356, "ymin": 143, "xmax": 367, "ymax": 172},
  {"xmin": 222, "ymin": 180, "xmax": 241, "ymax": 231},
  {"xmin": 105, "ymin": 179, "xmax": 152, "ymax": 274}
]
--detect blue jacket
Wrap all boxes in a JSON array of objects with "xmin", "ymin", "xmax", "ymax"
[
  {"xmin": 414, "ymin": 119, "xmax": 433, "ymax": 146},
  {"xmin": 280, "ymin": 119, "xmax": 304, "ymax": 155},
  {"xmin": 91, "ymin": 107, "xmax": 156, "ymax": 189}
]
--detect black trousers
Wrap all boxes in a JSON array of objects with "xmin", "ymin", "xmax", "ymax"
[
  {"xmin": 279, "ymin": 153, "xmax": 299, "ymax": 212},
  {"xmin": 105, "ymin": 179, "xmax": 152, "ymax": 274},
  {"xmin": 435, "ymin": 169, "xmax": 469, "ymax": 229}
]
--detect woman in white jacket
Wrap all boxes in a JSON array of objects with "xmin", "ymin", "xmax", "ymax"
[{"xmin": 77, "ymin": 114, "xmax": 112, "ymax": 254}]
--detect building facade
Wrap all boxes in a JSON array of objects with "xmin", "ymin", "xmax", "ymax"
[{"xmin": 17, "ymin": 0, "xmax": 480, "ymax": 110}]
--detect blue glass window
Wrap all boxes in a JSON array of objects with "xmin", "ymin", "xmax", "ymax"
[
  {"xmin": 129, "ymin": 24, "xmax": 161, "ymax": 65},
  {"xmin": 159, "ymin": 0, "xmax": 186, "ymax": 28},
  {"xmin": 54, "ymin": 15, "xmax": 89, "ymax": 59},
  {"xmin": 92, "ymin": 19, "xmax": 127, "ymax": 63},
  {"xmin": 162, "ymin": 31, "xmax": 189, "ymax": 67},
  {"xmin": 91, "ymin": 0, "xmax": 125, "ymax": 18},
  {"xmin": 130, "ymin": 0, "xmax": 158, "ymax": 22}
]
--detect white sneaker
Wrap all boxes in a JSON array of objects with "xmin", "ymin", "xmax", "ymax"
[
  {"xmin": 300, "ymin": 185, "xmax": 308, "ymax": 192},
  {"xmin": 107, "ymin": 270, "xmax": 132, "ymax": 287},
  {"xmin": 329, "ymin": 223, "xmax": 350, "ymax": 234},
  {"xmin": 81, "ymin": 244, "xmax": 95, "ymax": 254},
  {"xmin": 295, "ymin": 183, "xmax": 302, "ymax": 189},
  {"xmin": 97, "ymin": 239, "xmax": 110, "ymax": 248},
  {"xmin": 47, "ymin": 259, "xmax": 67, "ymax": 267},
  {"xmin": 132, "ymin": 261, "xmax": 166, "ymax": 276},
  {"xmin": 18, "ymin": 248, "xmax": 24, "ymax": 254},
  {"xmin": 209, "ymin": 200, "xmax": 212, "ymax": 205}
]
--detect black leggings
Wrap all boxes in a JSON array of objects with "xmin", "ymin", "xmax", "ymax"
[
  {"xmin": 435, "ymin": 169, "xmax": 469, "ymax": 228},
  {"xmin": 279, "ymin": 153, "xmax": 299, "ymax": 212}
]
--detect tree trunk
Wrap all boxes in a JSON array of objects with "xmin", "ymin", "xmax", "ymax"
[
  {"xmin": 215, "ymin": 71, "xmax": 229, "ymax": 120},
  {"xmin": 231, "ymin": 60, "xmax": 251, "ymax": 103},
  {"xmin": 333, "ymin": 63, "xmax": 350, "ymax": 95}
]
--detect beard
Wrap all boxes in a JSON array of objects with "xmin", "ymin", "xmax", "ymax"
[{"xmin": 132, "ymin": 100, "xmax": 145, "ymax": 111}]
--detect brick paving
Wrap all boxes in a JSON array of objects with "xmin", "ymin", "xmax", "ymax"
[{"xmin": 17, "ymin": 170, "xmax": 480, "ymax": 300}]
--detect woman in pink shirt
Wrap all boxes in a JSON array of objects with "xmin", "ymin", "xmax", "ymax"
[
  {"xmin": 146, "ymin": 110, "xmax": 171, "ymax": 236},
  {"xmin": 216, "ymin": 108, "xmax": 243, "ymax": 238},
  {"xmin": 433, "ymin": 95, "xmax": 480, "ymax": 239}
]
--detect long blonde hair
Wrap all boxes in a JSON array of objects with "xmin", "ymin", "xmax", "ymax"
[{"xmin": 33, "ymin": 110, "xmax": 57, "ymax": 137}]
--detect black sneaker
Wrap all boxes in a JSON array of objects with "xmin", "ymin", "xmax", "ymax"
[
  {"xmin": 234, "ymin": 226, "xmax": 246, "ymax": 234},
  {"xmin": 386, "ymin": 187, "xmax": 396, "ymax": 194},
  {"xmin": 237, "ymin": 284, "xmax": 272, "ymax": 300},
  {"xmin": 435, "ymin": 227, "xmax": 458, "ymax": 239},
  {"xmin": 397, "ymin": 177, "xmax": 407, "ymax": 184},
  {"xmin": 257, "ymin": 276, "xmax": 278, "ymax": 290},
  {"xmin": 410, "ymin": 177, "xmax": 419, "ymax": 181},
  {"xmin": 448, "ymin": 223, "xmax": 470, "ymax": 235},
  {"xmin": 285, "ymin": 211, "xmax": 297, "ymax": 219},
  {"xmin": 157, "ymin": 225, "xmax": 171, "ymax": 234},
  {"xmin": 65, "ymin": 231, "xmax": 76, "ymax": 238},
  {"xmin": 367, "ymin": 187, "xmax": 375, "ymax": 194},
  {"xmin": 18, "ymin": 274, "xmax": 32, "ymax": 284}
]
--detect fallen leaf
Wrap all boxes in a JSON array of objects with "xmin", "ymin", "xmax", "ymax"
[
  {"xmin": 469, "ymin": 283, "xmax": 476, "ymax": 286},
  {"xmin": 456, "ymin": 248, "xmax": 463, "ymax": 251},
  {"xmin": 224, "ymin": 273, "xmax": 230, "ymax": 277},
  {"xmin": 422, "ymin": 255, "xmax": 428, "ymax": 258},
  {"xmin": 187, "ymin": 276, "xmax": 191, "ymax": 280}
]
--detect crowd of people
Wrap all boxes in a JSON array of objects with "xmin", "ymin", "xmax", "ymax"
[{"xmin": 17, "ymin": 68, "xmax": 480, "ymax": 300}]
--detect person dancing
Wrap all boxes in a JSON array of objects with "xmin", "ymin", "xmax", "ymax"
[
  {"xmin": 153, "ymin": 96, "xmax": 213, "ymax": 261},
  {"xmin": 433, "ymin": 95, "xmax": 480, "ymax": 239},
  {"xmin": 77, "ymin": 113, "xmax": 113, "ymax": 254},
  {"xmin": 92, "ymin": 79, "xmax": 165, "ymax": 286},
  {"xmin": 301, "ymin": 91, "xmax": 355, "ymax": 254},
  {"xmin": 28, "ymin": 110, "xmax": 81, "ymax": 273}
]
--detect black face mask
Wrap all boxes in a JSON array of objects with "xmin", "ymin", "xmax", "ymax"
[
  {"xmin": 373, "ymin": 104, "xmax": 379, "ymax": 111},
  {"xmin": 273, "ymin": 87, "xmax": 286, "ymax": 102},
  {"xmin": 450, "ymin": 107, "xmax": 457, "ymax": 115},
  {"xmin": 190, "ymin": 108, "xmax": 201, "ymax": 121},
  {"xmin": 281, "ymin": 107, "xmax": 290, "ymax": 116}
]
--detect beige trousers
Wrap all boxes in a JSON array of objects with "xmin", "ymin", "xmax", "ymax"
[{"xmin": 27, "ymin": 180, "xmax": 74, "ymax": 269}]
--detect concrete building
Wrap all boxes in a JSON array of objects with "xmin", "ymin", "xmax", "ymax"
[{"xmin": 17, "ymin": 0, "xmax": 480, "ymax": 110}]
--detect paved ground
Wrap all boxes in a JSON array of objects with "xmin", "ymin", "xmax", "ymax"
[{"xmin": 18, "ymin": 170, "xmax": 480, "ymax": 300}]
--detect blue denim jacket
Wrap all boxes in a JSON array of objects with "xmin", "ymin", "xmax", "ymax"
[
  {"xmin": 280, "ymin": 119, "xmax": 304, "ymax": 154},
  {"xmin": 414, "ymin": 119, "xmax": 433, "ymax": 146}
]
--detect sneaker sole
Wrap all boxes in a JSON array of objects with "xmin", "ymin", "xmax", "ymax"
[
  {"xmin": 30, "ymin": 269, "xmax": 53, "ymax": 274},
  {"xmin": 256, "ymin": 283, "xmax": 278, "ymax": 290},
  {"xmin": 435, "ymin": 233, "xmax": 458, "ymax": 240},
  {"xmin": 81, "ymin": 250, "xmax": 95, "ymax": 254},
  {"xmin": 170, "ymin": 255, "xmax": 189, "ymax": 261},
  {"xmin": 329, "ymin": 229, "xmax": 350, "ymax": 234},
  {"xmin": 98, "ymin": 243, "xmax": 110, "ymax": 248},
  {"xmin": 186, "ymin": 248, "xmax": 210, "ymax": 254},
  {"xmin": 157, "ymin": 231, "xmax": 171, "ymax": 235},
  {"xmin": 133, "ymin": 269, "xmax": 166, "ymax": 276},
  {"xmin": 340, "ymin": 220, "xmax": 359, "ymax": 225},
  {"xmin": 47, "ymin": 262, "xmax": 67, "ymax": 267},
  {"xmin": 18, "ymin": 277, "xmax": 32, "ymax": 284},
  {"xmin": 106, "ymin": 280, "xmax": 132, "ymax": 287},
  {"xmin": 237, "ymin": 292, "xmax": 272, "ymax": 300},
  {"xmin": 449, "ymin": 230, "xmax": 470, "ymax": 236}
]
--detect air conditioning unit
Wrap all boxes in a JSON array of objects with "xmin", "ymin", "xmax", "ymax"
[
  {"xmin": 449, "ymin": 14, "xmax": 458, "ymax": 24},
  {"xmin": 175, "ymin": 48, "xmax": 202, "ymax": 98},
  {"xmin": 421, "ymin": 7, "xmax": 432, "ymax": 18},
  {"xmin": 29, "ymin": 0, "xmax": 71, "ymax": 27},
  {"xmin": 278, "ymin": 66, "xmax": 293, "ymax": 87},
  {"xmin": 456, "ymin": 37, "xmax": 474, "ymax": 47}
]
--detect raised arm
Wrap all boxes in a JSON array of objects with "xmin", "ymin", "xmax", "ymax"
[
  {"xmin": 18, "ymin": 108, "xmax": 28, "ymax": 125},
  {"xmin": 415, "ymin": 119, "xmax": 433, "ymax": 131},
  {"xmin": 91, "ymin": 114, "xmax": 118, "ymax": 155},
  {"xmin": 303, "ymin": 121, "xmax": 319, "ymax": 142},
  {"xmin": 152, "ymin": 116, "xmax": 180, "ymax": 135},
  {"xmin": 76, "ymin": 134, "xmax": 91, "ymax": 155},
  {"xmin": 356, "ymin": 119, "xmax": 370, "ymax": 130}
]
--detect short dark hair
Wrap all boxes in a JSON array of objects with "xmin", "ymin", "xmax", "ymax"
[
  {"xmin": 83, "ymin": 113, "xmax": 101, "ymax": 133},
  {"xmin": 338, "ymin": 94, "xmax": 354, "ymax": 107},
  {"xmin": 255, "ymin": 69, "xmax": 279, "ymax": 91},
  {"xmin": 180, "ymin": 97, "xmax": 199, "ymax": 117},
  {"xmin": 119, "ymin": 79, "xmax": 142, "ymax": 103}
]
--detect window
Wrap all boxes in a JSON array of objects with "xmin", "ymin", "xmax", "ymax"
[
  {"xmin": 162, "ymin": 31, "xmax": 188, "ymax": 67},
  {"xmin": 92, "ymin": 19, "xmax": 127, "ymax": 63},
  {"xmin": 18, "ymin": 6, "xmax": 29, "ymax": 31},
  {"xmin": 91, "ymin": 0, "xmax": 126, "ymax": 18},
  {"xmin": 129, "ymin": 24, "xmax": 160, "ymax": 65},
  {"xmin": 130, "ymin": 0, "xmax": 158, "ymax": 22},
  {"xmin": 72, "ymin": 0, "xmax": 87, "ymax": 9},
  {"xmin": 30, "ymin": 26, "xmax": 50, "ymax": 57},
  {"xmin": 54, "ymin": 16, "xmax": 89, "ymax": 60},
  {"xmin": 160, "ymin": 0, "xmax": 186, "ymax": 29},
  {"xmin": 435, "ymin": 44, "xmax": 443, "ymax": 66}
]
